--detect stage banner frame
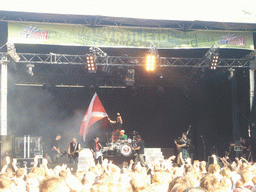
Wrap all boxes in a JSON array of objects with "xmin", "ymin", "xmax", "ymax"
[{"xmin": 7, "ymin": 21, "xmax": 254, "ymax": 50}]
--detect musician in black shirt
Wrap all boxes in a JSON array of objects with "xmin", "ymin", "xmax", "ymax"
[
  {"xmin": 68, "ymin": 138, "xmax": 81, "ymax": 163},
  {"xmin": 241, "ymin": 137, "xmax": 249, "ymax": 159},
  {"xmin": 90, "ymin": 136, "xmax": 103, "ymax": 164},
  {"xmin": 132, "ymin": 135, "xmax": 148, "ymax": 168},
  {"xmin": 51, "ymin": 134, "xmax": 62, "ymax": 163}
]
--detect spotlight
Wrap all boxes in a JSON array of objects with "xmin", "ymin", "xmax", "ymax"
[
  {"xmin": 210, "ymin": 53, "xmax": 219, "ymax": 70},
  {"xmin": 146, "ymin": 54, "xmax": 156, "ymax": 71},
  {"xmin": 125, "ymin": 69, "xmax": 135, "ymax": 86},
  {"xmin": 86, "ymin": 54, "xmax": 96, "ymax": 73},
  {"xmin": 7, "ymin": 43, "xmax": 20, "ymax": 62},
  {"xmin": 26, "ymin": 64, "xmax": 34, "ymax": 76}
]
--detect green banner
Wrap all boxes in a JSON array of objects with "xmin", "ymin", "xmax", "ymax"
[{"xmin": 8, "ymin": 22, "xmax": 254, "ymax": 50}]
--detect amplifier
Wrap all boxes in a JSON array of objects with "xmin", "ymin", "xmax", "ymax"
[
  {"xmin": 234, "ymin": 146, "xmax": 243, "ymax": 152},
  {"xmin": 16, "ymin": 158, "xmax": 43, "ymax": 168}
]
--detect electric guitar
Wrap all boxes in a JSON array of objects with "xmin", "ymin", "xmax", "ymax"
[
  {"xmin": 68, "ymin": 148, "xmax": 83, "ymax": 159},
  {"xmin": 52, "ymin": 147, "xmax": 67, "ymax": 158},
  {"xmin": 94, "ymin": 148, "xmax": 107, "ymax": 159}
]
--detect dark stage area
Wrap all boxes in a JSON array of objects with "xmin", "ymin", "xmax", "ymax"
[{"xmin": 6, "ymin": 66, "xmax": 250, "ymax": 161}]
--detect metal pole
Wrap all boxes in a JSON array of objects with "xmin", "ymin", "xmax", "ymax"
[
  {"xmin": 232, "ymin": 70, "xmax": 240, "ymax": 143},
  {"xmin": 24, "ymin": 135, "xmax": 26, "ymax": 158},
  {"xmin": 1, "ymin": 56, "xmax": 7, "ymax": 136},
  {"xmin": 27, "ymin": 135, "xmax": 30, "ymax": 158},
  {"xmin": 250, "ymin": 69, "xmax": 255, "ymax": 112}
]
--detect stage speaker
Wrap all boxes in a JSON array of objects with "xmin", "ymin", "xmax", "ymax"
[
  {"xmin": 16, "ymin": 158, "xmax": 34, "ymax": 168},
  {"xmin": 16, "ymin": 158, "xmax": 43, "ymax": 168},
  {"xmin": 208, "ymin": 156, "xmax": 214, "ymax": 164},
  {"xmin": 0, "ymin": 135, "xmax": 14, "ymax": 167}
]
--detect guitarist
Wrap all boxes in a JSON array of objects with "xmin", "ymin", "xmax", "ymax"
[
  {"xmin": 90, "ymin": 136, "xmax": 103, "ymax": 164},
  {"xmin": 68, "ymin": 138, "xmax": 81, "ymax": 163},
  {"xmin": 51, "ymin": 134, "xmax": 62, "ymax": 163}
]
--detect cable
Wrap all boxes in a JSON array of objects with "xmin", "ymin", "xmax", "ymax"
[{"xmin": 0, "ymin": 43, "xmax": 7, "ymax": 50}]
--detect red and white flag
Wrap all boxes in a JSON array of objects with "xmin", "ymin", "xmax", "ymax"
[{"xmin": 79, "ymin": 93, "xmax": 108, "ymax": 141}]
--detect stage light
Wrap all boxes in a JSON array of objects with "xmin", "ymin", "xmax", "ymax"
[
  {"xmin": 210, "ymin": 53, "xmax": 219, "ymax": 70},
  {"xmin": 26, "ymin": 64, "xmax": 34, "ymax": 76},
  {"xmin": 146, "ymin": 54, "xmax": 156, "ymax": 71},
  {"xmin": 55, "ymin": 84, "xmax": 84, "ymax": 88},
  {"xmin": 7, "ymin": 43, "xmax": 20, "ymax": 62},
  {"xmin": 125, "ymin": 69, "xmax": 135, "ymax": 86},
  {"xmin": 86, "ymin": 54, "xmax": 96, "ymax": 73},
  {"xmin": 15, "ymin": 83, "xmax": 44, "ymax": 87}
]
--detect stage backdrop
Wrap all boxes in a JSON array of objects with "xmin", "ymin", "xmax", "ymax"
[{"xmin": 7, "ymin": 22, "xmax": 254, "ymax": 50}]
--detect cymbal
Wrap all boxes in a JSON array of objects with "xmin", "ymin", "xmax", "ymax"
[{"xmin": 130, "ymin": 131, "xmax": 138, "ymax": 135}]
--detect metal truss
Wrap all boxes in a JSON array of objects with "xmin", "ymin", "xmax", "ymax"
[
  {"xmin": 1, "ymin": 52, "xmax": 254, "ymax": 88},
  {"xmin": 0, "ymin": 52, "xmax": 253, "ymax": 68},
  {"xmin": 1, "ymin": 11, "xmax": 256, "ymax": 31},
  {"xmin": 13, "ymin": 75, "xmax": 125, "ymax": 88}
]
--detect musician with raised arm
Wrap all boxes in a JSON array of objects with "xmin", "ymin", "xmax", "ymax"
[
  {"xmin": 108, "ymin": 112, "xmax": 123, "ymax": 130},
  {"xmin": 68, "ymin": 138, "xmax": 81, "ymax": 163},
  {"xmin": 90, "ymin": 136, "xmax": 103, "ymax": 164},
  {"xmin": 108, "ymin": 113, "xmax": 123, "ymax": 142}
]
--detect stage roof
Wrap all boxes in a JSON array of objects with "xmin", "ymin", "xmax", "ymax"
[{"xmin": 1, "ymin": 10, "xmax": 256, "ymax": 32}]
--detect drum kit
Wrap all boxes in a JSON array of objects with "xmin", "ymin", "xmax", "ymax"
[{"xmin": 104, "ymin": 130, "xmax": 139, "ymax": 157}]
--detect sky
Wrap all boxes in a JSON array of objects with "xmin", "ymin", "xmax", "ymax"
[{"xmin": 1, "ymin": 0, "xmax": 256, "ymax": 23}]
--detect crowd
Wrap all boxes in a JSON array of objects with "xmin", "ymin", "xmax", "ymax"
[{"xmin": 1, "ymin": 154, "xmax": 256, "ymax": 192}]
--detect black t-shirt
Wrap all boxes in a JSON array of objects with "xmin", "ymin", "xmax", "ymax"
[
  {"xmin": 70, "ymin": 142, "xmax": 80, "ymax": 157},
  {"xmin": 241, "ymin": 142, "xmax": 249, "ymax": 153},
  {"xmin": 90, "ymin": 140, "xmax": 102, "ymax": 152},
  {"xmin": 52, "ymin": 139, "xmax": 60, "ymax": 153},
  {"xmin": 137, "ymin": 140, "xmax": 145, "ymax": 154},
  {"xmin": 115, "ymin": 122, "xmax": 123, "ymax": 130}
]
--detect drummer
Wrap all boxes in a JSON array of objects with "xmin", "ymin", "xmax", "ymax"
[{"xmin": 119, "ymin": 130, "xmax": 128, "ymax": 140}]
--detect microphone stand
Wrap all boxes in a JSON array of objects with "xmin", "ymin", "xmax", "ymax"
[{"xmin": 201, "ymin": 135, "xmax": 206, "ymax": 161}]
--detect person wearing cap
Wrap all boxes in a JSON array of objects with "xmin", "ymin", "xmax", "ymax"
[{"xmin": 119, "ymin": 130, "xmax": 128, "ymax": 140}]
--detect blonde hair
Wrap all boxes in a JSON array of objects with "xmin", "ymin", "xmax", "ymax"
[
  {"xmin": 130, "ymin": 174, "xmax": 149, "ymax": 192},
  {"xmin": 252, "ymin": 175, "xmax": 256, "ymax": 185},
  {"xmin": 39, "ymin": 176, "xmax": 66, "ymax": 192},
  {"xmin": 0, "ymin": 176, "xmax": 12, "ymax": 189},
  {"xmin": 171, "ymin": 184, "xmax": 188, "ymax": 192},
  {"xmin": 208, "ymin": 164, "xmax": 220, "ymax": 174},
  {"xmin": 16, "ymin": 168, "xmax": 25, "ymax": 178},
  {"xmin": 219, "ymin": 167, "xmax": 231, "ymax": 178},
  {"xmin": 200, "ymin": 174, "xmax": 219, "ymax": 191},
  {"xmin": 152, "ymin": 172, "xmax": 165, "ymax": 185},
  {"xmin": 240, "ymin": 170, "xmax": 251, "ymax": 184},
  {"xmin": 168, "ymin": 176, "xmax": 186, "ymax": 192},
  {"xmin": 219, "ymin": 177, "xmax": 232, "ymax": 189}
]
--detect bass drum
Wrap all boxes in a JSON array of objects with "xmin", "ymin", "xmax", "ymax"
[{"xmin": 120, "ymin": 144, "xmax": 132, "ymax": 156}]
